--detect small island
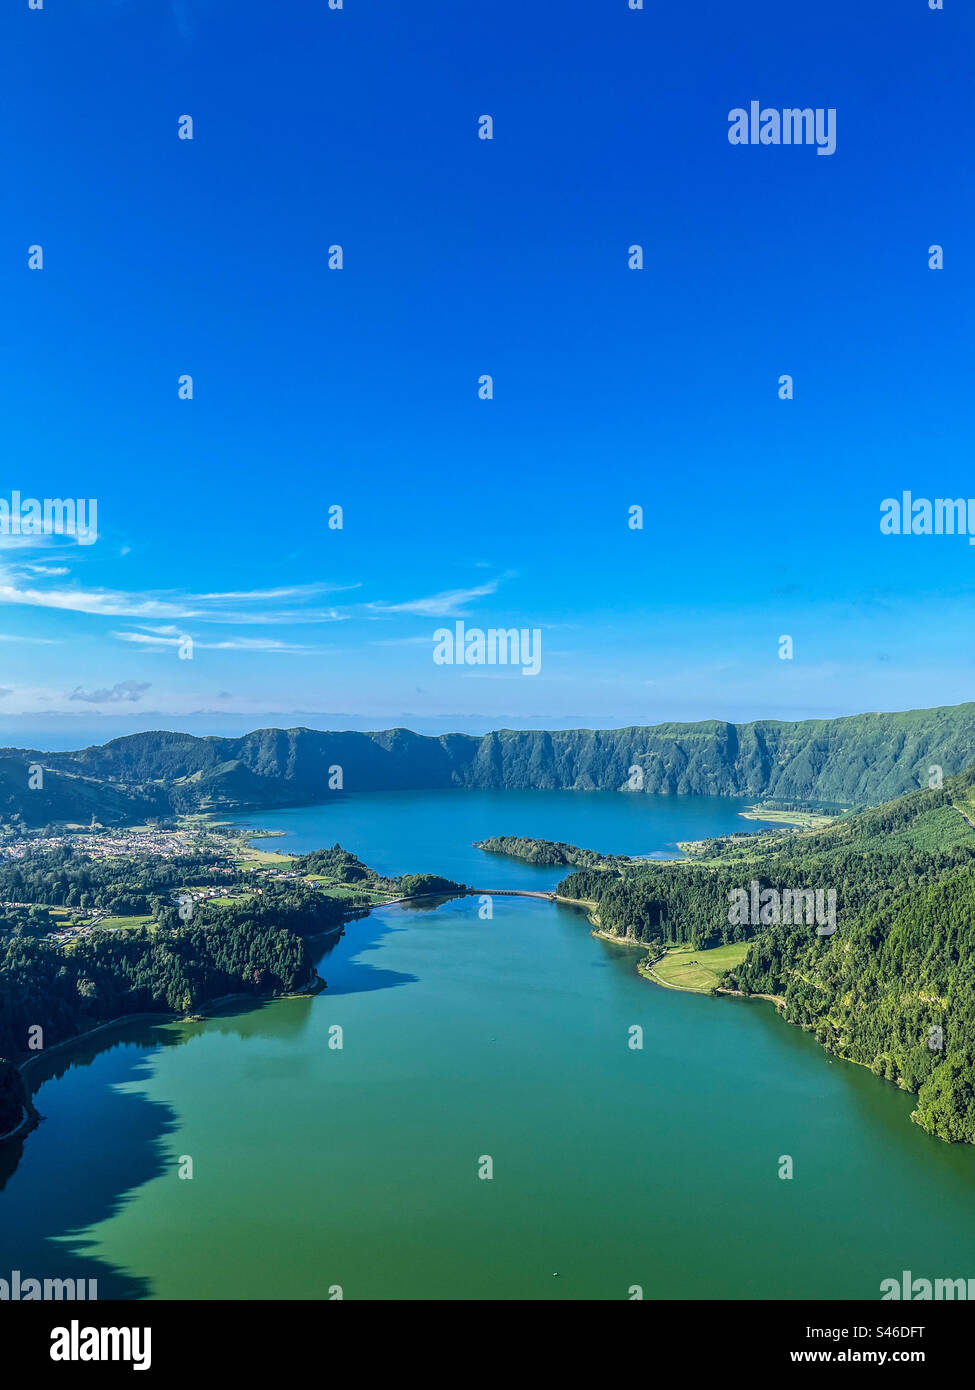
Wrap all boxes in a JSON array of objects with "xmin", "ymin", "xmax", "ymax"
[{"xmin": 473, "ymin": 835, "xmax": 630, "ymax": 869}]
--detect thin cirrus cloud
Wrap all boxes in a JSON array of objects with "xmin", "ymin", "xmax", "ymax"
[
  {"xmin": 113, "ymin": 628, "xmax": 319, "ymax": 654},
  {"xmin": 0, "ymin": 571, "xmax": 353, "ymax": 625},
  {"xmin": 193, "ymin": 585, "xmax": 359, "ymax": 602},
  {"xmin": 0, "ymin": 565, "xmax": 509, "ymax": 627},
  {"xmin": 0, "ymin": 533, "xmax": 81, "ymax": 552},
  {"xmin": 364, "ymin": 579, "xmax": 504, "ymax": 618}
]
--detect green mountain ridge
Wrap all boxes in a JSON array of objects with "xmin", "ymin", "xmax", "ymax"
[{"xmin": 3, "ymin": 701, "xmax": 975, "ymax": 824}]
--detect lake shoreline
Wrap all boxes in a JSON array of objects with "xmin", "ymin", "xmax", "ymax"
[
  {"xmin": 1, "ymin": 969, "xmax": 326, "ymax": 1145},
  {"xmin": 589, "ymin": 928, "xmax": 785, "ymax": 1006}
]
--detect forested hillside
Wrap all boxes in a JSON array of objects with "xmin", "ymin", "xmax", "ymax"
[
  {"xmin": 558, "ymin": 771, "xmax": 975, "ymax": 1144},
  {"xmin": 473, "ymin": 836, "xmax": 626, "ymax": 867},
  {"xmin": 0, "ymin": 916, "xmax": 312, "ymax": 1064},
  {"xmin": 0, "ymin": 751, "xmax": 161, "ymax": 827},
  {"xmin": 0, "ymin": 839, "xmax": 391, "ymax": 1136},
  {"xmin": 2, "ymin": 701, "xmax": 975, "ymax": 823}
]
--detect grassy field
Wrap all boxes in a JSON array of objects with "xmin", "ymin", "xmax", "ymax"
[
  {"xmin": 303, "ymin": 874, "xmax": 390, "ymax": 900},
  {"xmin": 643, "ymin": 942, "xmax": 750, "ymax": 993},
  {"xmin": 236, "ymin": 846, "xmax": 295, "ymax": 866},
  {"xmin": 676, "ymin": 834, "xmax": 783, "ymax": 864},
  {"xmin": 96, "ymin": 914, "xmax": 155, "ymax": 931},
  {"xmin": 740, "ymin": 807, "xmax": 838, "ymax": 829}
]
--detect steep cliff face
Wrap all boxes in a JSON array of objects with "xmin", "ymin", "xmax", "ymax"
[{"xmin": 2, "ymin": 702, "xmax": 974, "ymax": 819}]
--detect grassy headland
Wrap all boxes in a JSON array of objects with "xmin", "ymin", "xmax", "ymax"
[{"xmin": 555, "ymin": 768, "xmax": 975, "ymax": 1145}]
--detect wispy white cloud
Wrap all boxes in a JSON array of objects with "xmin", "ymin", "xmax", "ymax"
[
  {"xmin": 0, "ymin": 580, "xmax": 195, "ymax": 620},
  {"xmin": 0, "ymin": 569, "xmax": 348, "ymax": 625},
  {"xmin": 113, "ymin": 630, "xmax": 319, "ymax": 654},
  {"xmin": 196, "ymin": 584, "xmax": 359, "ymax": 601},
  {"xmin": 0, "ymin": 567, "xmax": 513, "ymax": 638},
  {"xmin": 366, "ymin": 579, "xmax": 502, "ymax": 618},
  {"xmin": 0, "ymin": 534, "xmax": 65, "ymax": 552}
]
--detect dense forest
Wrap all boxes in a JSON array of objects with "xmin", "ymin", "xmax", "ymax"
[
  {"xmin": 474, "ymin": 836, "xmax": 625, "ymax": 868},
  {"xmin": 397, "ymin": 873, "xmax": 467, "ymax": 896},
  {"xmin": 558, "ymin": 774, "xmax": 975, "ymax": 1144},
  {"xmin": 3, "ymin": 701, "xmax": 975, "ymax": 822},
  {"xmin": 0, "ymin": 915, "xmax": 312, "ymax": 1064},
  {"xmin": 292, "ymin": 843, "xmax": 385, "ymax": 884}
]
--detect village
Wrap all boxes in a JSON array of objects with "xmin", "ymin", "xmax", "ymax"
[
  {"xmin": 0, "ymin": 824, "xmax": 202, "ymax": 863},
  {"xmin": 0, "ymin": 820, "xmax": 316, "ymax": 945}
]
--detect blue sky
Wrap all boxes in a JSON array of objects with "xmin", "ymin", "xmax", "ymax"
[{"xmin": 1, "ymin": 0, "xmax": 973, "ymax": 741}]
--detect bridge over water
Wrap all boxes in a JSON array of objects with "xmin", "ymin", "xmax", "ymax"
[{"xmin": 381, "ymin": 888, "xmax": 558, "ymax": 906}]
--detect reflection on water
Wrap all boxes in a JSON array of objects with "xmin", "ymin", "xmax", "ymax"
[
  {"xmin": 0, "ymin": 1029, "xmax": 177, "ymax": 1299},
  {"xmin": 0, "ymin": 906, "xmax": 416, "ymax": 1299}
]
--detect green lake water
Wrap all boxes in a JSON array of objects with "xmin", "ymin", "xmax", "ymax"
[{"xmin": 2, "ymin": 790, "xmax": 974, "ymax": 1300}]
